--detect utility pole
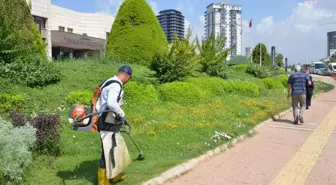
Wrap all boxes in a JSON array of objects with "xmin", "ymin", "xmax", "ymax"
[
  {"xmin": 285, "ymin": 58, "xmax": 288, "ymax": 71},
  {"xmin": 259, "ymin": 44, "xmax": 262, "ymax": 66},
  {"xmin": 271, "ymin": 46, "xmax": 275, "ymax": 67}
]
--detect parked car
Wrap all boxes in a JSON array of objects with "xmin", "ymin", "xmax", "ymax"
[
  {"xmin": 327, "ymin": 63, "xmax": 336, "ymax": 75},
  {"xmin": 309, "ymin": 62, "xmax": 326, "ymax": 74},
  {"xmin": 319, "ymin": 68, "xmax": 329, "ymax": 76}
]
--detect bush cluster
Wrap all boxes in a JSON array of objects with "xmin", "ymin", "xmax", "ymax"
[
  {"xmin": 246, "ymin": 64, "xmax": 273, "ymax": 78},
  {"xmin": 276, "ymin": 75, "xmax": 289, "ymax": 87},
  {"xmin": 161, "ymin": 77, "xmax": 260, "ymax": 101},
  {"xmin": 262, "ymin": 78, "xmax": 285, "ymax": 89},
  {"xmin": 0, "ymin": 94, "xmax": 24, "ymax": 113},
  {"xmin": 66, "ymin": 91, "xmax": 92, "ymax": 105},
  {"xmin": 205, "ymin": 64, "xmax": 229, "ymax": 79},
  {"xmin": 187, "ymin": 77, "xmax": 227, "ymax": 96},
  {"xmin": 31, "ymin": 113, "xmax": 61, "ymax": 155},
  {"xmin": 0, "ymin": 55, "xmax": 61, "ymax": 87},
  {"xmin": 150, "ymin": 29, "xmax": 199, "ymax": 83},
  {"xmin": 157, "ymin": 82, "xmax": 208, "ymax": 102},
  {"xmin": 0, "ymin": 116, "xmax": 36, "ymax": 183},
  {"xmin": 124, "ymin": 82, "xmax": 159, "ymax": 103},
  {"xmin": 231, "ymin": 64, "xmax": 250, "ymax": 71},
  {"xmin": 8, "ymin": 113, "xmax": 62, "ymax": 155},
  {"xmin": 222, "ymin": 81, "xmax": 260, "ymax": 97}
]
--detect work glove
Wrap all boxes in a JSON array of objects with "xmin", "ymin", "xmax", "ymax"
[{"xmin": 120, "ymin": 117, "xmax": 128, "ymax": 127}]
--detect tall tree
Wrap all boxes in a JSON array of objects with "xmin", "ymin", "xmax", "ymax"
[
  {"xmin": 105, "ymin": 0, "xmax": 168, "ymax": 65},
  {"xmin": 196, "ymin": 33, "xmax": 232, "ymax": 72},
  {"xmin": 275, "ymin": 53, "xmax": 284, "ymax": 67},
  {"xmin": 0, "ymin": 0, "xmax": 46, "ymax": 63},
  {"xmin": 252, "ymin": 43, "xmax": 269, "ymax": 66}
]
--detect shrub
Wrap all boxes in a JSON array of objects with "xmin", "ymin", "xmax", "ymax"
[
  {"xmin": 0, "ymin": 94, "xmax": 24, "ymax": 113},
  {"xmin": 157, "ymin": 82, "xmax": 209, "ymax": 102},
  {"xmin": 8, "ymin": 112, "xmax": 26, "ymax": 127},
  {"xmin": 222, "ymin": 81, "xmax": 260, "ymax": 97},
  {"xmin": 0, "ymin": 0, "xmax": 46, "ymax": 63},
  {"xmin": 187, "ymin": 77, "xmax": 226, "ymax": 96},
  {"xmin": 274, "ymin": 68, "xmax": 288, "ymax": 76},
  {"xmin": 105, "ymin": 0, "xmax": 167, "ymax": 65},
  {"xmin": 66, "ymin": 91, "xmax": 92, "ymax": 105},
  {"xmin": 197, "ymin": 33, "xmax": 231, "ymax": 73},
  {"xmin": 124, "ymin": 82, "xmax": 159, "ymax": 103},
  {"xmin": 231, "ymin": 64, "xmax": 250, "ymax": 71},
  {"xmin": 0, "ymin": 116, "xmax": 36, "ymax": 183},
  {"xmin": 205, "ymin": 64, "xmax": 229, "ymax": 79},
  {"xmin": 0, "ymin": 55, "xmax": 61, "ymax": 87},
  {"xmin": 262, "ymin": 78, "xmax": 284, "ymax": 89},
  {"xmin": 150, "ymin": 29, "xmax": 199, "ymax": 83},
  {"xmin": 276, "ymin": 75, "xmax": 289, "ymax": 87},
  {"xmin": 246, "ymin": 64, "xmax": 273, "ymax": 78},
  {"xmin": 31, "ymin": 113, "xmax": 61, "ymax": 155}
]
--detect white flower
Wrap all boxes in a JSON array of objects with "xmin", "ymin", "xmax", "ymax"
[{"xmin": 73, "ymin": 135, "xmax": 76, "ymax": 138}]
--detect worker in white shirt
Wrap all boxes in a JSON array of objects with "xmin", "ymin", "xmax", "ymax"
[{"xmin": 96, "ymin": 65, "xmax": 132, "ymax": 185}]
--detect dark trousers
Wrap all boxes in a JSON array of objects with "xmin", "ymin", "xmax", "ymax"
[{"xmin": 306, "ymin": 93, "xmax": 312, "ymax": 107}]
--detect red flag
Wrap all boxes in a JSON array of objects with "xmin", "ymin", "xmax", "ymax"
[{"xmin": 249, "ymin": 19, "xmax": 252, "ymax": 28}]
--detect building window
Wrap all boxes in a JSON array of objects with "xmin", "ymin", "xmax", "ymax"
[
  {"xmin": 67, "ymin": 28, "xmax": 73, "ymax": 33},
  {"xmin": 83, "ymin": 33, "xmax": 88, "ymax": 36},
  {"xmin": 33, "ymin": 16, "xmax": 46, "ymax": 32},
  {"xmin": 59, "ymin": 26, "xmax": 65, "ymax": 32}
]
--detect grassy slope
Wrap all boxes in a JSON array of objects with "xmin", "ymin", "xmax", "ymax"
[{"xmin": 2, "ymin": 61, "xmax": 333, "ymax": 185}]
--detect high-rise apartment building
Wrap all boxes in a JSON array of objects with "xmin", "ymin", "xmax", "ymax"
[
  {"xmin": 245, "ymin": 47, "xmax": 252, "ymax": 57},
  {"xmin": 157, "ymin": 9, "xmax": 185, "ymax": 42},
  {"xmin": 327, "ymin": 31, "xmax": 336, "ymax": 57},
  {"xmin": 204, "ymin": 1, "xmax": 242, "ymax": 60}
]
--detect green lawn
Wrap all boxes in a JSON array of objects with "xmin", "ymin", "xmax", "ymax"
[{"xmin": 1, "ymin": 60, "xmax": 333, "ymax": 185}]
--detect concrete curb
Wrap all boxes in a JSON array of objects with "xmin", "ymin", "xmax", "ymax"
[{"xmin": 142, "ymin": 108, "xmax": 292, "ymax": 185}]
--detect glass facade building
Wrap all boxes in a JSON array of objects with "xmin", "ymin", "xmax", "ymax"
[{"xmin": 157, "ymin": 9, "xmax": 185, "ymax": 42}]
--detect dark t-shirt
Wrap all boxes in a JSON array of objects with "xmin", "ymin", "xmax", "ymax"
[{"xmin": 287, "ymin": 72, "xmax": 310, "ymax": 96}]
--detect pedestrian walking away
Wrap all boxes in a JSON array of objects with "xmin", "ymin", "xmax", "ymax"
[
  {"xmin": 287, "ymin": 65, "xmax": 311, "ymax": 124},
  {"xmin": 304, "ymin": 68, "xmax": 314, "ymax": 110}
]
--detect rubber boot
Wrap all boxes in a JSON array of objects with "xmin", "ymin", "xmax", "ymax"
[
  {"xmin": 98, "ymin": 168, "xmax": 110, "ymax": 185},
  {"xmin": 111, "ymin": 173, "xmax": 126, "ymax": 183}
]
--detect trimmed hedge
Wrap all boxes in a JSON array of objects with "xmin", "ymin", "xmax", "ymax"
[
  {"xmin": 187, "ymin": 77, "xmax": 226, "ymax": 96},
  {"xmin": 124, "ymin": 82, "xmax": 159, "ymax": 103},
  {"xmin": 105, "ymin": 0, "xmax": 167, "ymax": 65},
  {"xmin": 157, "ymin": 82, "xmax": 208, "ymax": 102},
  {"xmin": 0, "ymin": 94, "xmax": 24, "ymax": 113},
  {"xmin": 231, "ymin": 64, "xmax": 250, "ymax": 71},
  {"xmin": 276, "ymin": 75, "xmax": 289, "ymax": 87},
  {"xmin": 262, "ymin": 78, "xmax": 285, "ymax": 89},
  {"xmin": 222, "ymin": 81, "xmax": 260, "ymax": 97}
]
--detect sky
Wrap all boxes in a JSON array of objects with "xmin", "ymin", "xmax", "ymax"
[{"xmin": 51, "ymin": 0, "xmax": 336, "ymax": 64}]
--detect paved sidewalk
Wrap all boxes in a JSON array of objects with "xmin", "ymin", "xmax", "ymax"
[{"xmin": 164, "ymin": 78, "xmax": 336, "ymax": 185}]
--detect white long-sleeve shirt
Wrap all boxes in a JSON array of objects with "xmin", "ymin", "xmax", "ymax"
[{"xmin": 96, "ymin": 76, "xmax": 125, "ymax": 118}]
